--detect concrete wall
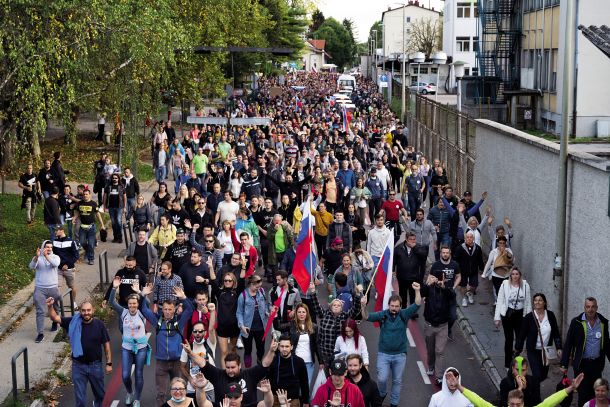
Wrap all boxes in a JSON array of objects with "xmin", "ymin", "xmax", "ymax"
[{"xmin": 473, "ymin": 119, "xmax": 610, "ymax": 330}]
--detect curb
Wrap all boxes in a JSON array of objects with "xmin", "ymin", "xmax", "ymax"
[
  {"xmin": 0, "ymin": 294, "xmax": 34, "ymax": 341},
  {"xmin": 456, "ymin": 305, "xmax": 503, "ymax": 392}
]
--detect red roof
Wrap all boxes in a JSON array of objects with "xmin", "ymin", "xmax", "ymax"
[{"xmin": 308, "ymin": 39, "xmax": 326, "ymax": 51}]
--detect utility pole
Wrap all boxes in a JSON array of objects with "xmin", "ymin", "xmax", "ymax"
[
  {"xmin": 556, "ymin": 0, "xmax": 577, "ymax": 332},
  {"xmin": 401, "ymin": 4, "xmax": 406, "ymax": 121}
]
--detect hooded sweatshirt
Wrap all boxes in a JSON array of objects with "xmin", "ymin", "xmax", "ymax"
[
  {"xmin": 348, "ymin": 367, "xmax": 383, "ymax": 407},
  {"xmin": 311, "ymin": 376, "xmax": 365, "ymax": 407},
  {"xmin": 29, "ymin": 240, "xmax": 60, "ymax": 288},
  {"xmin": 428, "ymin": 367, "xmax": 474, "ymax": 407}
]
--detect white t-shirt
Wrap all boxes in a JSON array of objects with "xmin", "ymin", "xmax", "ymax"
[
  {"xmin": 535, "ymin": 311, "xmax": 551, "ymax": 350},
  {"xmin": 217, "ymin": 231, "xmax": 235, "ymax": 255},
  {"xmin": 180, "ymin": 340, "xmax": 216, "ymax": 394},
  {"xmin": 217, "ymin": 201, "xmax": 239, "ymax": 223},
  {"xmin": 295, "ymin": 333, "xmax": 313, "ymax": 364}
]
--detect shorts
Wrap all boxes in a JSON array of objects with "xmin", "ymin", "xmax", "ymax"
[
  {"xmin": 216, "ymin": 323, "xmax": 240, "ymax": 339},
  {"xmin": 58, "ymin": 268, "xmax": 75, "ymax": 287},
  {"xmin": 459, "ymin": 273, "xmax": 478, "ymax": 288}
]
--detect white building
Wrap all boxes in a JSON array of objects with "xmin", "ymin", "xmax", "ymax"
[
  {"xmin": 381, "ymin": 2, "xmax": 442, "ymax": 59},
  {"xmin": 302, "ymin": 39, "xmax": 329, "ymax": 72},
  {"xmin": 443, "ymin": 0, "xmax": 480, "ymax": 88}
]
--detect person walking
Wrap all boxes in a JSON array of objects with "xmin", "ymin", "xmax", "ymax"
[
  {"xmin": 44, "ymin": 186, "xmax": 62, "ymax": 241},
  {"xmin": 104, "ymin": 172, "xmax": 127, "ymax": 243},
  {"xmin": 515, "ymin": 293, "xmax": 562, "ymax": 382},
  {"xmin": 237, "ymin": 275, "xmax": 269, "ymax": 368},
  {"xmin": 46, "ymin": 298, "xmax": 112, "ymax": 407},
  {"xmin": 561, "ymin": 296, "xmax": 610, "ymax": 407},
  {"xmin": 73, "ymin": 189, "xmax": 106, "ymax": 265},
  {"xmin": 494, "ymin": 267, "xmax": 532, "ymax": 369},
  {"xmin": 360, "ymin": 285, "xmax": 421, "ymax": 407},
  {"xmin": 289, "ymin": 302, "xmax": 321, "ymax": 386},
  {"xmin": 19, "ymin": 163, "xmax": 41, "ymax": 225},
  {"xmin": 268, "ymin": 334, "xmax": 310, "ymax": 407},
  {"xmin": 52, "ymin": 226, "xmax": 80, "ymax": 310},
  {"xmin": 394, "ymin": 233, "xmax": 425, "ymax": 315},
  {"xmin": 30, "ymin": 240, "xmax": 62, "ymax": 342},
  {"xmin": 347, "ymin": 353, "xmax": 383, "ymax": 407}
]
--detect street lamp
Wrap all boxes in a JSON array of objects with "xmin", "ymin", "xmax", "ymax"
[
  {"xmin": 391, "ymin": 2, "xmax": 408, "ymax": 120},
  {"xmin": 431, "ymin": 51, "xmax": 447, "ymax": 102},
  {"xmin": 452, "ymin": 61, "xmax": 467, "ymax": 112},
  {"xmin": 372, "ymin": 29, "xmax": 378, "ymax": 81},
  {"xmin": 412, "ymin": 52, "xmax": 425, "ymax": 94}
]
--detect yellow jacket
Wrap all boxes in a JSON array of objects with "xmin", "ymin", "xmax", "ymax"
[
  {"xmin": 148, "ymin": 224, "xmax": 177, "ymax": 248},
  {"xmin": 310, "ymin": 207, "xmax": 333, "ymax": 236}
]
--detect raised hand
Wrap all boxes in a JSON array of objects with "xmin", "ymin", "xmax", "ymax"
[
  {"xmin": 276, "ymin": 388, "xmax": 291, "ymax": 405},
  {"xmin": 112, "ymin": 276, "xmax": 121, "ymax": 289},
  {"xmin": 412, "ymin": 282, "xmax": 421, "ymax": 291},
  {"xmin": 141, "ymin": 283, "xmax": 153, "ymax": 296},
  {"xmin": 257, "ymin": 379, "xmax": 271, "ymax": 394},
  {"xmin": 193, "ymin": 373, "xmax": 209, "ymax": 389},
  {"xmin": 173, "ymin": 286, "xmax": 186, "ymax": 299}
]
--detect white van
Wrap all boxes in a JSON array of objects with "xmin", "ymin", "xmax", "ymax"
[{"xmin": 337, "ymin": 74, "xmax": 357, "ymax": 92}]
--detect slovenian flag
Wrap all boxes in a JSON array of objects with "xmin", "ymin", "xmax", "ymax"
[
  {"xmin": 374, "ymin": 233, "xmax": 395, "ymax": 313},
  {"xmin": 341, "ymin": 104, "xmax": 349, "ymax": 132},
  {"xmin": 292, "ymin": 198, "xmax": 317, "ymax": 293}
]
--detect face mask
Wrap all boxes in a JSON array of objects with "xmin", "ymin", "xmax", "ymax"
[{"xmin": 171, "ymin": 396, "xmax": 186, "ymax": 403}]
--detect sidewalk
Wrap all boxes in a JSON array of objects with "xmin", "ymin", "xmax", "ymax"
[
  {"xmin": 0, "ymin": 179, "xmax": 156, "ymax": 404},
  {"xmin": 456, "ymin": 274, "xmax": 568, "ymax": 401}
]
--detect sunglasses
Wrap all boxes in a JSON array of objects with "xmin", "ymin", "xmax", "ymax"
[
  {"xmin": 171, "ymin": 387, "xmax": 186, "ymax": 391},
  {"xmin": 205, "ymin": 240, "xmax": 214, "ymax": 243},
  {"xmin": 192, "ymin": 330, "xmax": 205, "ymax": 334},
  {"xmin": 198, "ymin": 201, "xmax": 206, "ymax": 204},
  {"xmin": 224, "ymin": 279, "xmax": 234, "ymax": 283}
]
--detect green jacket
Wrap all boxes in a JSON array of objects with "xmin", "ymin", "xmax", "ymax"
[
  {"xmin": 267, "ymin": 223, "xmax": 294, "ymax": 266},
  {"xmin": 462, "ymin": 388, "xmax": 568, "ymax": 407},
  {"xmin": 367, "ymin": 303, "xmax": 419, "ymax": 355}
]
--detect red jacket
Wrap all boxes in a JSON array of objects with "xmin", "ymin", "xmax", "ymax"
[{"xmin": 311, "ymin": 377, "xmax": 365, "ymax": 407}]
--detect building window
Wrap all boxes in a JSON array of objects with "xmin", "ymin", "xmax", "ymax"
[
  {"xmin": 406, "ymin": 16, "xmax": 411, "ymax": 23},
  {"xmin": 550, "ymin": 49, "xmax": 558, "ymax": 91},
  {"xmin": 541, "ymin": 50, "xmax": 549, "ymax": 90},
  {"xmin": 472, "ymin": 36, "xmax": 479, "ymax": 51},
  {"xmin": 456, "ymin": 37, "xmax": 470, "ymax": 52},
  {"xmin": 431, "ymin": 67, "xmax": 438, "ymax": 74},
  {"xmin": 464, "ymin": 67, "xmax": 470, "ymax": 76},
  {"xmin": 419, "ymin": 67, "xmax": 429, "ymax": 74},
  {"xmin": 457, "ymin": 2, "xmax": 471, "ymax": 18},
  {"xmin": 472, "ymin": 67, "xmax": 479, "ymax": 76}
]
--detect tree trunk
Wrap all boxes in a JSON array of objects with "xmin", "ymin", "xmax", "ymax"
[
  {"xmin": 64, "ymin": 105, "xmax": 80, "ymax": 145},
  {"xmin": 0, "ymin": 119, "xmax": 15, "ymax": 172}
]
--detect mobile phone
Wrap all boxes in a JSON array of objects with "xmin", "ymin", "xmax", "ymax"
[{"xmin": 272, "ymin": 331, "xmax": 281, "ymax": 342}]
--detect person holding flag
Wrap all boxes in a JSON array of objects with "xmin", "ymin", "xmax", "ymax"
[{"xmin": 360, "ymin": 231, "xmax": 421, "ymax": 407}]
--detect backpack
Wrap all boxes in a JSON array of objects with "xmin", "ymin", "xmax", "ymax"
[
  {"xmin": 156, "ymin": 318, "xmax": 184, "ymax": 340},
  {"xmin": 379, "ymin": 310, "xmax": 408, "ymax": 327}
]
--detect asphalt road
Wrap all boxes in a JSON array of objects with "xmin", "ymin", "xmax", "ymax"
[{"xmin": 54, "ymin": 282, "xmax": 497, "ymax": 407}]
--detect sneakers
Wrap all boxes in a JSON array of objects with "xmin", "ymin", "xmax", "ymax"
[
  {"xmin": 88, "ymin": 259, "xmax": 94, "ymax": 265},
  {"xmin": 461, "ymin": 297, "xmax": 468, "ymax": 307},
  {"xmin": 35, "ymin": 333, "xmax": 44, "ymax": 343},
  {"xmin": 125, "ymin": 393, "xmax": 133, "ymax": 405},
  {"xmin": 426, "ymin": 367, "xmax": 434, "ymax": 375},
  {"xmin": 132, "ymin": 401, "xmax": 140, "ymax": 407},
  {"xmin": 236, "ymin": 337, "xmax": 244, "ymax": 349},
  {"xmin": 51, "ymin": 322, "xmax": 58, "ymax": 332},
  {"xmin": 467, "ymin": 291, "xmax": 474, "ymax": 304}
]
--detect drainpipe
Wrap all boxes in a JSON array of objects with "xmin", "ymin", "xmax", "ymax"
[
  {"xmin": 555, "ymin": 0, "xmax": 577, "ymax": 333},
  {"xmin": 571, "ymin": 0, "xmax": 580, "ymax": 137}
]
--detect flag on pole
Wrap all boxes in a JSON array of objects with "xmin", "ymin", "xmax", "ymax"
[
  {"xmin": 292, "ymin": 198, "xmax": 317, "ymax": 293},
  {"xmin": 341, "ymin": 104, "xmax": 348, "ymax": 132},
  {"xmin": 263, "ymin": 286, "xmax": 285, "ymax": 340},
  {"xmin": 373, "ymin": 233, "xmax": 395, "ymax": 313}
]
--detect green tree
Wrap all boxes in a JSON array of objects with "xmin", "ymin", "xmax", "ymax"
[
  {"xmin": 312, "ymin": 18, "xmax": 355, "ymax": 70},
  {"xmin": 309, "ymin": 9, "xmax": 325, "ymax": 33}
]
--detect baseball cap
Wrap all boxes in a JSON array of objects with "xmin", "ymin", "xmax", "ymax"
[
  {"xmin": 330, "ymin": 358, "xmax": 347, "ymax": 376},
  {"xmin": 176, "ymin": 228, "xmax": 185, "ymax": 234},
  {"xmin": 225, "ymin": 382, "xmax": 242, "ymax": 398},
  {"xmin": 332, "ymin": 237, "xmax": 344, "ymax": 246},
  {"xmin": 463, "ymin": 191, "xmax": 472, "ymax": 196},
  {"xmin": 53, "ymin": 225, "xmax": 64, "ymax": 231}
]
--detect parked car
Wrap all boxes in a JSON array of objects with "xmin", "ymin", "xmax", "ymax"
[{"xmin": 409, "ymin": 82, "xmax": 437, "ymax": 94}]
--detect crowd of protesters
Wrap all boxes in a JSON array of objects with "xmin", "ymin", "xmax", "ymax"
[{"xmin": 19, "ymin": 69, "xmax": 608, "ymax": 407}]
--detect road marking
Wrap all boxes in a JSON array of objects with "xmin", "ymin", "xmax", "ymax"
[
  {"xmin": 110, "ymin": 401, "xmax": 120, "ymax": 407},
  {"xmin": 417, "ymin": 361, "xmax": 431, "ymax": 385},
  {"xmin": 406, "ymin": 328, "xmax": 415, "ymax": 347}
]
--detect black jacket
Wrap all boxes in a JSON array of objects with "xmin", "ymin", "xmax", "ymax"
[
  {"xmin": 348, "ymin": 368, "xmax": 383, "ymax": 407},
  {"xmin": 121, "ymin": 177, "xmax": 140, "ymax": 198},
  {"xmin": 394, "ymin": 243, "xmax": 423, "ymax": 281},
  {"xmin": 420, "ymin": 284, "xmax": 454, "ymax": 326},
  {"xmin": 52, "ymin": 236, "xmax": 79, "ymax": 269},
  {"xmin": 268, "ymin": 354, "xmax": 309, "ymax": 405},
  {"xmin": 560, "ymin": 312, "xmax": 610, "ymax": 371},
  {"xmin": 500, "ymin": 373, "xmax": 540, "ymax": 407},
  {"xmin": 44, "ymin": 196, "xmax": 61, "ymax": 225},
  {"xmin": 515, "ymin": 310, "xmax": 562, "ymax": 354},
  {"xmin": 176, "ymin": 262, "xmax": 210, "ymax": 299},
  {"xmin": 289, "ymin": 324, "xmax": 322, "ymax": 363},
  {"xmin": 453, "ymin": 242, "xmax": 484, "ymax": 277}
]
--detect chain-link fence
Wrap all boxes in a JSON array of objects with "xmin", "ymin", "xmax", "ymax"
[{"xmin": 405, "ymin": 92, "xmax": 478, "ymax": 196}]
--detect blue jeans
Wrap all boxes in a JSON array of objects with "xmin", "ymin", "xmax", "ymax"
[
  {"xmin": 377, "ymin": 352, "xmax": 407, "ymax": 405},
  {"xmin": 407, "ymin": 192, "xmax": 420, "ymax": 219},
  {"xmin": 47, "ymin": 224, "xmax": 60, "ymax": 242},
  {"xmin": 126, "ymin": 197, "xmax": 136, "ymax": 218},
  {"xmin": 156, "ymin": 166, "xmax": 167, "ymax": 183},
  {"xmin": 79, "ymin": 224, "xmax": 97, "ymax": 262},
  {"xmin": 72, "ymin": 360, "xmax": 105, "ymax": 407},
  {"xmin": 305, "ymin": 362, "xmax": 315, "ymax": 389},
  {"xmin": 121, "ymin": 347, "xmax": 147, "ymax": 401},
  {"xmin": 108, "ymin": 207, "xmax": 123, "ymax": 241},
  {"xmin": 372, "ymin": 255, "xmax": 380, "ymax": 271}
]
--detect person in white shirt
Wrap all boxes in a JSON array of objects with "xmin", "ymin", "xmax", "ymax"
[
  {"xmin": 215, "ymin": 190, "xmax": 239, "ymax": 227},
  {"xmin": 428, "ymin": 368, "xmax": 474, "ymax": 407},
  {"xmin": 375, "ymin": 161, "xmax": 391, "ymax": 199},
  {"xmin": 334, "ymin": 318, "xmax": 369, "ymax": 368},
  {"xmin": 366, "ymin": 214, "xmax": 392, "ymax": 269},
  {"xmin": 180, "ymin": 314, "xmax": 217, "ymax": 401}
]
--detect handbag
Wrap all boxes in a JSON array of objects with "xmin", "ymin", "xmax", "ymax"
[
  {"xmin": 504, "ymin": 284, "xmax": 520, "ymax": 319},
  {"xmin": 534, "ymin": 312, "xmax": 557, "ymax": 366}
]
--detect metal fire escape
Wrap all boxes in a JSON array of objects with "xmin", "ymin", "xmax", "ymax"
[{"xmin": 474, "ymin": 0, "xmax": 522, "ymax": 103}]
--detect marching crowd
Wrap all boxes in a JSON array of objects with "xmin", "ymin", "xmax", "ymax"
[{"xmin": 18, "ymin": 70, "xmax": 610, "ymax": 407}]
